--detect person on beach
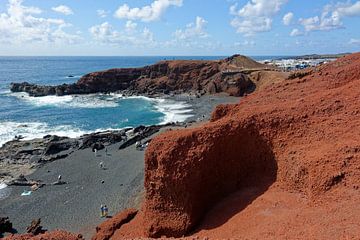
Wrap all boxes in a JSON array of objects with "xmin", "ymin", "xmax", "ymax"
[
  {"xmin": 100, "ymin": 204, "xmax": 104, "ymax": 217},
  {"xmin": 94, "ymin": 148, "xmax": 97, "ymax": 157},
  {"xmin": 103, "ymin": 205, "xmax": 108, "ymax": 217},
  {"xmin": 99, "ymin": 161, "xmax": 104, "ymax": 169},
  {"xmin": 105, "ymin": 147, "xmax": 108, "ymax": 155},
  {"xmin": 58, "ymin": 175, "xmax": 62, "ymax": 182}
]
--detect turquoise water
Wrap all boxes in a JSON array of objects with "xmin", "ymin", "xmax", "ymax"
[{"xmin": 0, "ymin": 56, "xmax": 282, "ymax": 145}]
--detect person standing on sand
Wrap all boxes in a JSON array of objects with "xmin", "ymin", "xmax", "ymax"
[
  {"xmin": 94, "ymin": 148, "xmax": 97, "ymax": 157},
  {"xmin": 100, "ymin": 204, "xmax": 104, "ymax": 217},
  {"xmin": 58, "ymin": 175, "xmax": 62, "ymax": 182},
  {"xmin": 99, "ymin": 161, "xmax": 104, "ymax": 169},
  {"xmin": 103, "ymin": 205, "xmax": 108, "ymax": 217}
]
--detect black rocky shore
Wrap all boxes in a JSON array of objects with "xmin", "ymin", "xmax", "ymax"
[{"xmin": 0, "ymin": 123, "xmax": 180, "ymax": 185}]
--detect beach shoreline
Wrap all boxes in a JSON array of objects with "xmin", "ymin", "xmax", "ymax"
[{"xmin": 0, "ymin": 93, "xmax": 240, "ymax": 238}]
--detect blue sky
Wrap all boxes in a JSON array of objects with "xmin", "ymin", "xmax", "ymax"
[{"xmin": 0, "ymin": 0, "xmax": 359, "ymax": 56}]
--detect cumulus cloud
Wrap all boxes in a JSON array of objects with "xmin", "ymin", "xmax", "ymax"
[
  {"xmin": 89, "ymin": 22, "xmax": 155, "ymax": 46},
  {"xmin": 0, "ymin": 0, "xmax": 80, "ymax": 44},
  {"xmin": 174, "ymin": 16, "xmax": 208, "ymax": 40},
  {"xmin": 114, "ymin": 0, "xmax": 183, "ymax": 22},
  {"xmin": 97, "ymin": 9, "xmax": 108, "ymax": 18},
  {"xmin": 52, "ymin": 5, "xmax": 73, "ymax": 16},
  {"xmin": 125, "ymin": 21, "xmax": 138, "ymax": 32},
  {"xmin": 290, "ymin": 28, "xmax": 303, "ymax": 36},
  {"xmin": 163, "ymin": 17, "xmax": 220, "ymax": 50},
  {"xmin": 283, "ymin": 12, "xmax": 294, "ymax": 25},
  {"xmin": 230, "ymin": 0, "xmax": 288, "ymax": 36},
  {"xmin": 299, "ymin": 1, "xmax": 360, "ymax": 32},
  {"xmin": 336, "ymin": 1, "xmax": 360, "ymax": 16}
]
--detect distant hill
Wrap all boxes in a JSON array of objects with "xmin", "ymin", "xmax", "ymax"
[{"xmin": 290, "ymin": 53, "xmax": 351, "ymax": 60}]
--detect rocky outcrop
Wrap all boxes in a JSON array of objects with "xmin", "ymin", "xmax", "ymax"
[
  {"xmin": 108, "ymin": 53, "xmax": 360, "ymax": 239},
  {"xmin": 10, "ymin": 55, "xmax": 281, "ymax": 97},
  {"xmin": 0, "ymin": 217, "xmax": 13, "ymax": 235},
  {"xmin": 3, "ymin": 230, "xmax": 83, "ymax": 240},
  {"xmin": 0, "ymin": 124, "xmax": 180, "ymax": 184},
  {"xmin": 26, "ymin": 219, "xmax": 45, "ymax": 235},
  {"xmin": 91, "ymin": 209, "xmax": 137, "ymax": 240}
]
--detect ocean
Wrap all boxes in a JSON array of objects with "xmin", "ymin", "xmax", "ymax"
[{"xmin": 0, "ymin": 56, "xmax": 282, "ymax": 146}]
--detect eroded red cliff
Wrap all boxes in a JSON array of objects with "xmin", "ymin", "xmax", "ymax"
[
  {"xmin": 110, "ymin": 53, "xmax": 360, "ymax": 239},
  {"xmin": 11, "ymin": 55, "xmax": 283, "ymax": 97}
]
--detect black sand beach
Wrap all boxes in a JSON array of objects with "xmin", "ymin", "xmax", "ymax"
[{"xmin": 0, "ymin": 95, "xmax": 239, "ymax": 238}]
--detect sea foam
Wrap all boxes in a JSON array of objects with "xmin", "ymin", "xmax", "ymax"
[
  {"xmin": 0, "ymin": 183, "xmax": 10, "ymax": 200},
  {"xmin": 9, "ymin": 92, "xmax": 119, "ymax": 108},
  {"xmin": 153, "ymin": 98, "xmax": 194, "ymax": 124},
  {"xmin": 0, "ymin": 121, "xmax": 88, "ymax": 146}
]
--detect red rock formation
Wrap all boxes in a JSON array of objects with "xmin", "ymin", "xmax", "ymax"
[
  {"xmin": 11, "ymin": 55, "xmax": 282, "ymax": 97},
  {"xmin": 3, "ymin": 230, "xmax": 83, "ymax": 240},
  {"xmin": 91, "ymin": 209, "xmax": 137, "ymax": 240},
  {"xmin": 110, "ymin": 53, "xmax": 360, "ymax": 239}
]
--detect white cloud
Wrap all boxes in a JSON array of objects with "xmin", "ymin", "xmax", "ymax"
[
  {"xmin": 299, "ymin": 12, "xmax": 342, "ymax": 32},
  {"xmin": 230, "ymin": 0, "xmax": 288, "ymax": 36},
  {"xmin": 290, "ymin": 28, "xmax": 303, "ymax": 36},
  {"xmin": 0, "ymin": 0, "xmax": 80, "ymax": 44},
  {"xmin": 336, "ymin": 1, "xmax": 360, "ymax": 16},
  {"xmin": 97, "ymin": 9, "xmax": 108, "ymax": 18},
  {"xmin": 174, "ymin": 16, "xmax": 208, "ymax": 40},
  {"xmin": 89, "ymin": 22, "xmax": 155, "ymax": 46},
  {"xmin": 114, "ymin": 0, "xmax": 183, "ymax": 22},
  {"xmin": 234, "ymin": 40, "xmax": 255, "ymax": 47},
  {"xmin": 299, "ymin": 1, "xmax": 360, "ymax": 32},
  {"xmin": 283, "ymin": 12, "xmax": 294, "ymax": 25},
  {"xmin": 125, "ymin": 21, "xmax": 137, "ymax": 32},
  {"xmin": 349, "ymin": 38, "xmax": 360, "ymax": 45},
  {"xmin": 52, "ymin": 5, "xmax": 73, "ymax": 16}
]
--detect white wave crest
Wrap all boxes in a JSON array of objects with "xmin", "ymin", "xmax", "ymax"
[
  {"xmin": 0, "ymin": 183, "xmax": 7, "ymax": 190},
  {"xmin": 65, "ymin": 75, "xmax": 82, "ymax": 79},
  {"xmin": 9, "ymin": 92, "xmax": 119, "ymax": 108},
  {"xmin": 0, "ymin": 183, "xmax": 10, "ymax": 200},
  {"xmin": 0, "ymin": 121, "xmax": 88, "ymax": 146},
  {"xmin": 153, "ymin": 98, "xmax": 194, "ymax": 124}
]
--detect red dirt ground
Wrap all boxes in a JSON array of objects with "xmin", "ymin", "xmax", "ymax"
[
  {"xmin": 111, "ymin": 53, "xmax": 360, "ymax": 239},
  {"xmin": 6, "ymin": 53, "xmax": 360, "ymax": 239},
  {"xmin": 3, "ymin": 230, "xmax": 83, "ymax": 240}
]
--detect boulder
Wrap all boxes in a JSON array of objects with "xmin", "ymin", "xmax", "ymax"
[
  {"xmin": 26, "ymin": 219, "xmax": 45, "ymax": 235},
  {"xmin": 0, "ymin": 217, "xmax": 12, "ymax": 234}
]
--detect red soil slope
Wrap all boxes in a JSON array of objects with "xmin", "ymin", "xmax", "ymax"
[
  {"xmin": 110, "ymin": 53, "xmax": 360, "ymax": 239},
  {"xmin": 3, "ymin": 230, "xmax": 83, "ymax": 240}
]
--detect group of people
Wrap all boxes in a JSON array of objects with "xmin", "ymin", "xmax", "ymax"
[
  {"xmin": 135, "ymin": 140, "xmax": 149, "ymax": 150},
  {"xmin": 94, "ymin": 146, "xmax": 110, "ymax": 217}
]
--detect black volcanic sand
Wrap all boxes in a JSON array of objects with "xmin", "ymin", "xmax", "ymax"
[{"xmin": 0, "ymin": 95, "xmax": 240, "ymax": 238}]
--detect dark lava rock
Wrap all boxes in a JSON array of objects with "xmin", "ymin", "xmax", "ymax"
[
  {"xmin": 44, "ymin": 139, "xmax": 78, "ymax": 155},
  {"xmin": 0, "ymin": 217, "xmax": 13, "ymax": 234},
  {"xmin": 26, "ymin": 219, "xmax": 46, "ymax": 235}
]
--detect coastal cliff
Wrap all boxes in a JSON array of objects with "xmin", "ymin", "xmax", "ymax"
[
  {"xmin": 98, "ymin": 52, "xmax": 360, "ymax": 239},
  {"xmin": 10, "ymin": 55, "xmax": 283, "ymax": 97},
  {"xmin": 6, "ymin": 53, "xmax": 360, "ymax": 239}
]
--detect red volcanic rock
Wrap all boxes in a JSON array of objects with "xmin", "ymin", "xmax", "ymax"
[
  {"xmin": 11, "ymin": 55, "xmax": 283, "ymax": 97},
  {"xmin": 110, "ymin": 53, "xmax": 360, "ymax": 239},
  {"xmin": 3, "ymin": 230, "xmax": 83, "ymax": 240},
  {"xmin": 91, "ymin": 208, "xmax": 137, "ymax": 240},
  {"xmin": 77, "ymin": 56, "xmax": 270, "ymax": 97}
]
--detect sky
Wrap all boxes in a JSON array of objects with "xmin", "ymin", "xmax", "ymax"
[{"xmin": 0, "ymin": 0, "xmax": 359, "ymax": 56}]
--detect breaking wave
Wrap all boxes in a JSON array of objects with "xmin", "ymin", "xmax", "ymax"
[{"xmin": 0, "ymin": 121, "xmax": 88, "ymax": 146}]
